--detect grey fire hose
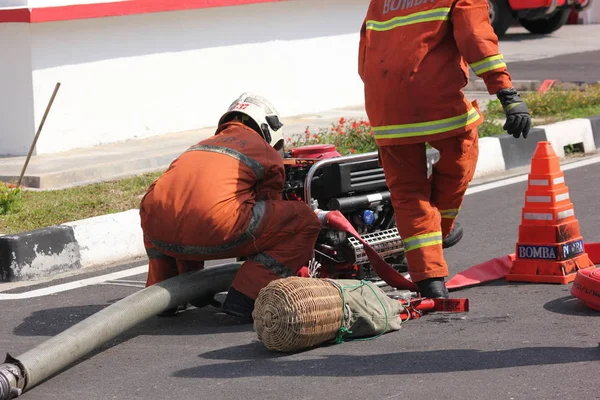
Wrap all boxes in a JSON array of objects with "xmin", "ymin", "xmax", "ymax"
[{"xmin": 0, "ymin": 262, "xmax": 241, "ymax": 399}]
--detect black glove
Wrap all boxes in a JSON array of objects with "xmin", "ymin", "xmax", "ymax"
[
  {"xmin": 496, "ymin": 88, "xmax": 532, "ymax": 139},
  {"xmin": 190, "ymin": 293, "xmax": 221, "ymax": 309}
]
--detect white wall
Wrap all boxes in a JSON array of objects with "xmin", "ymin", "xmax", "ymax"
[
  {"xmin": 29, "ymin": 0, "xmax": 123, "ymax": 6},
  {"xmin": 0, "ymin": 23, "xmax": 36, "ymax": 156},
  {"xmin": 0, "ymin": 0, "xmax": 27, "ymax": 7},
  {"xmin": 27, "ymin": 0, "xmax": 369, "ymax": 154},
  {"xmin": 0, "ymin": 0, "xmax": 122, "ymax": 7}
]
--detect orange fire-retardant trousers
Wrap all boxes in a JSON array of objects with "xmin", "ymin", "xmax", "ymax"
[
  {"xmin": 378, "ymin": 129, "xmax": 479, "ymax": 282},
  {"xmin": 144, "ymin": 200, "xmax": 321, "ymax": 300}
]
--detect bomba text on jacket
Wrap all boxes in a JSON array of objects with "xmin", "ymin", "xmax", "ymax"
[{"xmin": 383, "ymin": 0, "xmax": 436, "ymax": 14}]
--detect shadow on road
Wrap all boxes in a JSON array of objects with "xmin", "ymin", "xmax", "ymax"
[
  {"xmin": 174, "ymin": 345, "xmax": 600, "ymax": 378},
  {"xmin": 500, "ymin": 32, "xmax": 548, "ymax": 42},
  {"xmin": 9, "ymin": 302, "xmax": 254, "ymax": 390},
  {"xmin": 543, "ymin": 295, "xmax": 600, "ymax": 317},
  {"xmin": 12, "ymin": 302, "xmax": 253, "ymax": 337}
]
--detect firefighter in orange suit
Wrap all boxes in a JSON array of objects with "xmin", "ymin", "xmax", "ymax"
[
  {"xmin": 139, "ymin": 93, "xmax": 321, "ymax": 318},
  {"xmin": 358, "ymin": 0, "xmax": 531, "ymax": 298}
]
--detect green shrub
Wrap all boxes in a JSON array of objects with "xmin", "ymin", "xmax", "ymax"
[
  {"xmin": 486, "ymin": 84, "xmax": 600, "ymax": 119},
  {"xmin": 289, "ymin": 118, "xmax": 377, "ymax": 155},
  {"xmin": 293, "ymin": 86, "xmax": 600, "ymax": 153},
  {"xmin": 0, "ymin": 182, "xmax": 23, "ymax": 215},
  {"xmin": 289, "ymin": 115, "xmax": 506, "ymax": 152}
]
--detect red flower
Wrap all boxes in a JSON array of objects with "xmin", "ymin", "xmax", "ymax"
[
  {"xmin": 369, "ymin": 130, "xmax": 374, "ymax": 135},
  {"xmin": 304, "ymin": 127, "xmax": 311, "ymax": 135},
  {"xmin": 351, "ymin": 122, "xmax": 359, "ymax": 129},
  {"xmin": 313, "ymin": 134, "xmax": 319, "ymax": 139},
  {"xmin": 287, "ymin": 137, "xmax": 292, "ymax": 142},
  {"xmin": 339, "ymin": 117, "xmax": 346, "ymax": 125},
  {"xmin": 349, "ymin": 148, "xmax": 356, "ymax": 153}
]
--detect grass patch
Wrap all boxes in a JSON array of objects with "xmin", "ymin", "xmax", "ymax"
[
  {"xmin": 485, "ymin": 84, "xmax": 600, "ymax": 124},
  {"xmin": 0, "ymin": 183, "xmax": 24, "ymax": 216},
  {"xmin": 0, "ymin": 172, "xmax": 163, "ymax": 234},
  {"xmin": 478, "ymin": 116, "xmax": 506, "ymax": 138},
  {"xmin": 1, "ymin": 85, "xmax": 599, "ymax": 234}
]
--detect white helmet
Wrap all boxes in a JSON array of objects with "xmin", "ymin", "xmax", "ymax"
[{"xmin": 218, "ymin": 92, "xmax": 285, "ymax": 151}]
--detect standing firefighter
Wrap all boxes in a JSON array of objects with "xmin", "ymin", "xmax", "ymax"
[
  {"xmin": 140, "ymin": 93, "xmax": 321, "ymax": 318},
  {"xmin": 358, "ymin": 0, "xmax": 531, "ymax": 298}
]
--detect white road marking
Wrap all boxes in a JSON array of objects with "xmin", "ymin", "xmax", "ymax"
[
  {"xmin": 2, "ymin": 154, "xmax": 600, "ymax": 300},
  {"xmin": 465, "ymin": 155, "xmax": 600, "ymax": 195},
  {"xmin": 99, "ymin": 282, "xmax": 146, "ymax": 288},
  {"xmin": 0, "ymin": 266, "xmax": 148, "ymax": 300}
]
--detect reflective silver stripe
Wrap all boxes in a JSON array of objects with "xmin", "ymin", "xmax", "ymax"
[
  {"xmin": 373, "ymin": 108, "xmax": 480, "ymax": 139},
  {"xmin": 367, "ymin": 193, "xmax": 383, "ymax": 202},
  {"xmin": 403, "ymin": 232, "xmax": 443, "ymax": 252},
  {"xmin": 470, "ymin": 55, "xmax": 506, "ymax": 75},
  {"xmin": 440, "ymin": 208, "xmax": 459, "ymax": 218},
  {"xmin": 558, "ymin": 209, "xmax": 574, "ymax": 220},
  {"xmin": 149, "ymin": 201, "xmax": 267, "ymax": 256},
  {"xmin": 186, "ymin": 144, "xmax": 265, "ymax": 180},
  {"xmin": 529, "ymin": 179, "xmax": 549, "ymax": 186},
  {"xmin": 524, "ymin": 212, "xmax": 553, "ymax": 221},
  {"xmin": 248, "ymin": 252, "xmax": 294, "ymax": 278},
  {"xmin": 145, "ymin": 247, "xmax": 172, "ymax": 260},
  {"xmin": 556, "ymin": 193, "xmax": 570, "ymax": 202},
  {"xmin": 554, "ymin": 176, "xmax": 565, "ymax": 185},
  {"xmin": 526, "ymin": 196, "xmax": 551, "ymax": 203},
  {"xmin": 366, "ymin": 8, "xmax": 451, "ymax": 31}
]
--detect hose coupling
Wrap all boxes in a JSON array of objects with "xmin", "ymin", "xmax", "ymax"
[{"xmin": 0, "ymin": 362, "xmax": 24, "ymax": 400}]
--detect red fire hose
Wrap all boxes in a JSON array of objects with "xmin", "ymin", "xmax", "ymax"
[
  {"xmin": 571, "ymin": 268, "xmax": 600, "ymax": 311},
  {"xmin": 321, "ymin": 210, "xmax": 600, "ymax": 312},
  {"xmin": 320, "ymin": 211, "xmax": 469, "ymax": 314},
  {"xmin": 398, "ymin": 297, "xmax": 470, "ymax": 320},
  {"xmin": 571, "ymin": 242, "xmax": 600, "ymax": 310},
  {"xmin": 314, "ymin": 210, "xmax": 600, "ymax": 313},
  {"xmin": 446, "ymin": 242, "xmax": 600, "ymax": 311},
  {"xmin": 322, "ymin": 210, "xmax": 419, "ymax": 292}
]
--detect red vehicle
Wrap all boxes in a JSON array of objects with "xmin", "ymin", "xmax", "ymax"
[{"xmin": 488, "ymin": 0, "xmax": 593, "ymax": 36}]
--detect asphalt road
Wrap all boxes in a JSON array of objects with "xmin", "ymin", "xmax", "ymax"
[
  {"xmin": 470, "ymin": 50, "xmax": 600, "ymax": 84},
  {"xmin": 2, "ymin": 154, "xmax": 600, "ymax": 400},
  {"xmin": 506, "ymin": 50, "xmax": 600, "ymax": 83},
  {"xmin": 2, "ymin": 24, "xmax": 600, "ymax": 400},
  {"xmin": 469, "ymin": 25, "xmax": 600, "ymax": 83}
]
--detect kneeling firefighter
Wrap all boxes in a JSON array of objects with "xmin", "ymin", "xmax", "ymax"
[
  {"xmin": 358, "ymin": 0, "xmax": 532, "ymax": 298},
  {"xmin": 139, "ymin": 93, "xmax": 322, "ymax": 318}
]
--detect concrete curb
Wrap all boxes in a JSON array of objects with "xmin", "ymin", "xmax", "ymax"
[
  {"xmin": 463, "ymin": 79, "xmax": 600, "ymax": 92},
  {"xmin": 464, "ymin": 79, "xmax": 543, "ymax": 92},
  {"xmin": 2, "ymin": 115, "xmax": 600, "ymax": 282},
  {"xmin": 1, "ymin": 210, "xmax": 146, "ymax": 282}
]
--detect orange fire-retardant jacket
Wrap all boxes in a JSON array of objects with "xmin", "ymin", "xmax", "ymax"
[
  {"xmin": 140, "ymin": 121, "xmax": 284, "ymax": 249},
  {"xmin": 358, "ymin": 0, "xmax": 513, "ymax": 146}
]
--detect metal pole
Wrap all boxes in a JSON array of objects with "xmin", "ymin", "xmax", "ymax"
[{"xmin": 16, "ymin": 82, "xmax": 61, "ymax": 188}]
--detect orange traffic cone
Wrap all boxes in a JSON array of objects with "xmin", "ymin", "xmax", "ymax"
[{"xmin": 506, "ymin": 141, "xmax": 595, "ymax": 284}]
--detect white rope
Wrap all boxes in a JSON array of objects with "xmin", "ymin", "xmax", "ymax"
[{"xmin": 307, "ymin": 257, "xmax": 322, "ymax": 278}]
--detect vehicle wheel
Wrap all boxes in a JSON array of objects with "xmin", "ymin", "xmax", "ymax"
[
  {"xmin": 488, "ymin": 0, "xmax": 513, "ymax": 37},
  {"xmin": 518, "ymin": 9, "xmax": 571, "ymax": 34}
]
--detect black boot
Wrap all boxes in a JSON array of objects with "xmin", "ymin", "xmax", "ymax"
[
  {"xmin": 222, "ymin": 287, "xmax": 255, "ymax": 320},
  {"xmin": 442, "ymin": 222, "xmax": 463, "ymax": 249},
  {"xmin": 416, "ymin": 278, "xmax": 449, "ymax": 299}
]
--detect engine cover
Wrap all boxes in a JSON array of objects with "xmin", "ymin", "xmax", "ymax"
[{"xmin": 290, "ymin": 144, "xmax": 341, "ymax": 160}]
